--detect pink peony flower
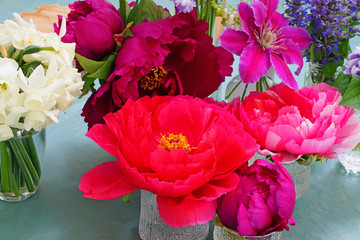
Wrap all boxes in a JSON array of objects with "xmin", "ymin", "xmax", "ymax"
[
  {"xmin": 54, "ymin": 0, "xmax": 124, "ymax": 61},
  {"xmin": 219, "ymin": 0, "xmax": 312, "ymax": 89},
  {"xmin": 232, "ymin": 83, "xmax": 360, "ymax": 163},
  {"xmin": 217, "ymin": 159, "xmax": 296, "ymax": 236},
  {"xmin": 79, "ymin": 95, "xmax": 258, "ymax": 228},
  {"xmin": 82, "ymin": 12, "xmax": 234, "ymax": 128}
]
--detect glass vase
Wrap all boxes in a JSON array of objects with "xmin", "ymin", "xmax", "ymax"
[
  {"xmin": 0, "ymin": 129, "xmax": 45, "ymax": 202},
  {"xmin": 304, "ymin": 62, "xmax": 342, "ymax": 86},
  {"xmin": 213, "ymin": 225, "xmax": 283, "ymax": 240},
  {"xmin": 281, "ymin": 161, "xmax": 310, "ymax": 200},
  {"xmin": 138, "ymin": 190, "xmax": 209, "ymax": 240}
]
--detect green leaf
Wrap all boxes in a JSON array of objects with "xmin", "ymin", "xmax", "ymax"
[
  {"xmin": 340, "ymin": 75, "xmax": 360, "ymax": 109},
  {"xmin": 332, "ymin": 70, "xmax": 351, "ymax": 95},
  {"xmin": 21, "ymin": 61, "xmax": 42, "ymax": 77},
  {"xmin": 122, "ymin": 193, "xmax": 132, "ymax": 203},
  {"xmin": 127, "ymin": 0, "xmax": 146, "ymax": 25},
  {"xmin": 75, "ymin": 53, "xmax": 107, "ymax": 74},
  {"xmin": 321, "ymin": 59, "xmax": 343, "ymax": 78},
  {"xmin": 119, "ymin": 0, "xmax": 129, "ymax": 23},
  {"xmin": 86, "ymin": 54, "xmax": 116, "ymax": 79},
  {"xmin": 22, "ymin": 45, "xmax": 42, "ymax": 55},
  {"xmin": 142, "ymin": 0, "xmax": 170, "ymax": 22},
  {"xmin": 81, "ymin": 75, "xmax": 97, "ymax": 92},
  {"xmin": 341, "ymin": 39, "xmax": 350, "ymax": 56}
]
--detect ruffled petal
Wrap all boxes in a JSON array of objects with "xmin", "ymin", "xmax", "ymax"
[
  {"xmin": 239, "ymin": 44, "xmax": 271, "ymax": 83},
  {"xmin": 237, "ymin": 202, "xmax": 257, "ymax": 236},
  {"xmin": 86, "ymin": 124, "xmax": 118, "ymax": 156},
  {"xmin": 79, "ymin": 161, "xmax": 137, "ymax": 200},
  {"xmin": 157, "ymin": 196, "xmax": 217, "ymax": 228}
]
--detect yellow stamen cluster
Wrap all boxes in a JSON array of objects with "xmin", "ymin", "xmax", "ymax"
[
  {"xmin": 139, "ymin": 66, "xmax": 168, "ymax": 91},
  {"xmin": 158, "ymin": 133, "xmax": 195, "ymax": 152}
]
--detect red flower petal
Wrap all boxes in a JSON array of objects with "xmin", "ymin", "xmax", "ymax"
[
  {"xmin": 157, "ymin": 196, "xmax": 217, "ymax": 228},
  {"xmin": 79, "ymin": 161, "xmax": 137, "ymax": 200},
  {"xmin": 86, "ymin": 124, "xmax": 117, "ymax": 156}
]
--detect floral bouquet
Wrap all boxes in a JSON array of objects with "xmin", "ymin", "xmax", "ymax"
[
  {"xmin": 0, "ymin": 14, "xmax": 83, "ymax": 201},
  {"xmin": 54, "ymin": 0, "xmax": 234, "ymax": 129}
]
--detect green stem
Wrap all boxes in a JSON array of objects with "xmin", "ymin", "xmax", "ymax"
[
  {"xmin": 0, "ymin": 142, "xmax": 10, "ymax": 193},
  {"xmin": 15, "ymin": 139, "xmax": 39, "ymax": 185},
  {"xmin": 225, "ymin": 80, "xmax": 242, "ymax": 100},
  {"xmin": 6, "ymin": 146, "xmax": 19, "ymax": 196},
  {"xmin": 25, "ymin": 137, "xmax": 41, "ymax": 177},
  {"xmin": 241, "ymin": 84, "xmax": 249, "ymax": 102},
  {"xmin": 9, "ymin": 141, "xmax": 36, "ymax": 192}
]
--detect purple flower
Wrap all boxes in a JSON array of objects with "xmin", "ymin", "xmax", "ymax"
[
  {"xmin": 54, "ymin": 0, "xmax": 124, "ymax": 62},
  {"xmin": 171, "ymin": 0, "xmax": 196, "ymax": 13},
  {"xmin": 344, "ymin": 46, "xmax": 360, "ymax": 77},
  {"xmin": 220, "ymin": 0, "xmax": 312, "ymax": 89},
  {"xmin": 216, "ymin": 159, "xmax": 296, "ymax": 236}
]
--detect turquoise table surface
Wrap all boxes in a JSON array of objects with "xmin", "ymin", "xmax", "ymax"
[{"xmin": 0, "ymin": 1, "xmax": 360, "ymax": 239}]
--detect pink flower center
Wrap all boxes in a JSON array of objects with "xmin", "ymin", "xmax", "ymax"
[
  {"xmin": 255, "ymin": 23, "xmax": 284, "ymax": 50},
  {"xmin": 158, "ymin": 133, "xmax": 195, "ymax": 152},
  {"xmin": 139, "ymin": 66, "xmax": 168, "ymax": 91}
]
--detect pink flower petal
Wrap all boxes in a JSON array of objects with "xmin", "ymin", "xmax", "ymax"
[
  {"xmin": 258, "ymin": 0, "xmax": 280, "ymax": 23},
  {"xmin": 280, "ymin": 26, "xmax": 312, "ymax": 50},
  {"xmin": 252, "ymin": 0, "xmax": 267, "ymax": 27},
  {"xmin": 276, "ymin": 39, "xmax": 304, "ymax": 75},
  {"xmin": 157, "ymin": 196, "xmax": 217, "ymax": 228},
  {"xmin": 247, "ymin": 192, "xmax": 273, "ymax": 231},
  {"xmin": 237, "ymin": 2, "xmax": 259, "ymax": 41},
  {"xmin": 270, "ymin": 12, "xmax": 290, "ymax": 28},
  {"xmin": 239, "ymin": 43, "xmax": 271, "ymax": 83},
  {"xmin": 79, "ymin": 161, "xmax": 137, "ymax": 200},
  {"xmin": 220, "ymin": 29, "xmax": 250, "ymax": 56},
  {"xmin": 237, "ymin": 202, "xmax": 257, "ymax": 236},
  {"xmin": 270, "ymin": 52, "xmax": 298, "ymax": 89}
]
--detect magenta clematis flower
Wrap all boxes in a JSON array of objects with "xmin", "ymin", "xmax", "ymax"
[
  {"xmin": 220, "ymin": 0, "xmax": 312, "ymax": 89},
  {"xmin": 54, "ymin": 0, "xmax": 124, "ymax": 61},
  {"xmin": 217, "ymin": 159, "xmax": 296, "ymax": 236}
]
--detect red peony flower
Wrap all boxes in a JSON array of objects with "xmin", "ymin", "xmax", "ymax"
[
  {"xmin": 217, "ymin": 159, "xmax": 296, "ymax": 236},
  {"xmin": 54, "ymin": 0, "xmax": 124, "ymax": 61},
  {"xmin": 79, "ymin": 95, "xmax": 258, "ymax": 228},
  {"xmin": 81, "ymin": 12, "xmax": 234, "ymax": 128}
]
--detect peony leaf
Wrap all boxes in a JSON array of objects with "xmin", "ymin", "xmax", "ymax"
[
  {"xmin": 119, "ymin": 0, "xmax": 130, "ymax": 24},
  {"xmin": 87, "ymin": 54, "xmax": 116, "ymax": 79},
  {"xmin": 340, "ymin": 75, "xmax": 360, "ymax": 109},
  {"xmin": 143, "ymin": 0, "xmax": 171, "ymax": 22},
  {"xmin": 75, "ymin": 53, "xmax": 107, "ymax": 74},
  {"xmin": 127, "ymin": 0, "xmax": 146, "ymax": 25}
]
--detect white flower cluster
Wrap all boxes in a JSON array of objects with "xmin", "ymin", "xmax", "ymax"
[{"xmin": 0, "ymin": 14, "xmax": 83, "ymax": 140}]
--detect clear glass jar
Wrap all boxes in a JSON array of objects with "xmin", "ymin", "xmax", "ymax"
[
  {"xmin": 0, "ymin": 129, "xmax": 45, "ymax": 202},
  {"xmin": 138, "ymin": 190, "xmax": 209, "ymax": 240},
  {"xmin": 213, "ymin": 225, "xmax": 283, "ymax": 240},
  {"xmin": 282, "ymin": 161, "xmax": 310, "ymax": 200}
]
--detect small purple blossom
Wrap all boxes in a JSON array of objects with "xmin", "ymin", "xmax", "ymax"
[
  {"xmin": 171, "ymin": 0, "xmax": 196, "ymax": 13},
  {"xmin": 344, "ymin": 46, "xmax": 360, "ymax": 77}
]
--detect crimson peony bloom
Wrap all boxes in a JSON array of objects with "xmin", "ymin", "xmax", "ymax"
[
  {"xmin": 54, "ymin": 0, "xmax": 124, "ymax": 61},
  {"xmin": 79, "ymin": 96, "xmax": 258, "ymax": 228},
  {"xmin": 219, "ymin": 0, "xmax": 311, "ymax": 89},
  {"xmin": 81, "ymin": 12, "xmax": 234, "ymax": 128},
  {"xmin": 231, "ymin": 83, "xmax": 360, "ymax": 163},
  {"xmin": 217, "ymin": 159, "xmax": 296, "ymax": 236}
]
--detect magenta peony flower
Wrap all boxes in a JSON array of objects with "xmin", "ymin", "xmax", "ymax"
[
  {"xmin": 219, "ymin": 0, "xmax": 312, "ymax": 89},
  {"xmin": 54, "ymin": 0, "xmax": 124, "ymax": 61},
  {"xmin": 217, "ymin": 159, "xmax": 296, "ymax": 236},
  {"xmin": 79, "ymin": 95, "xmax": 258, "ymax": 228},
  {"xmin": 82, "ymin": 12, "xmax": 234, "ymax": 128},
  {"xmin": 232, "ymin": 83, "xmax": 360, "ymax": 163}
]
